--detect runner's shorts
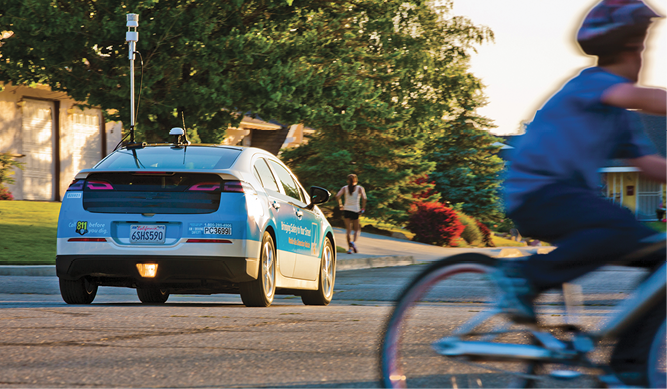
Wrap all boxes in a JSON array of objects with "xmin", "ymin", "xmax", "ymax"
[{"xmin": 343, "ymin": 210, "xmax": 360, "ymax": 220}]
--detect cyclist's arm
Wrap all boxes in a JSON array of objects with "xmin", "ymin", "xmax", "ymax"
[
  {"xmin": 602, "ymin": 84, "xmax": 666, "ymax": 115},
  {"xmin": 629, "ymin": 154, "xmax": 667, "ymax": 183}
]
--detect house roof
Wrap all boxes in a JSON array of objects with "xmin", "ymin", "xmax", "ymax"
[
  {"xmin": 239, "ymin": 115, "xmax": 283, "ymax": 131},
  {"xmin": 248, "ymin": 127, "xmax": 290, "ymax": 155}
]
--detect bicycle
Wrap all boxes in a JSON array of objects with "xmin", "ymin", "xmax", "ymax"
[{"xmin": 380, "ymin": 234, "xmax": 666, "ymax": 388}]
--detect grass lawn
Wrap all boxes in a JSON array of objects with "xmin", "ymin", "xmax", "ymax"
[
  {"xmin": 646, "ymin": 221, "xmax": 667, "ymax": 233},
  {"xmin": 359, "ymin": 216, "xmax": 415, "ymax": 240},
  {"xmin": 359, "ymin": 215, "xmax": 527, "ymax": 248},
  {"xmin": 0, "ymin": 201, "xmax": 61, "ymax": 265},
  {"xmin": 0, "ymin": 201, "xmax": 663, "ymax": 265}
]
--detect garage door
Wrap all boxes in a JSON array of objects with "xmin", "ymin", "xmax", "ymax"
[
  {"xmin": 71, "ymin": 109, "xmax": 102, "ymax": 173},
  {"xmin": 21, "ymin": 100, "xmax": 55, "ymax": 201}
]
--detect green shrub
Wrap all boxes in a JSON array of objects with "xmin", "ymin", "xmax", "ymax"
[
  {"xmin": 457, "ymin": 212, "xmax": 484, "ymax": 246},
  {"xmin": 491, "ymin": 217, "xmax": 515, "ymax": 233},
  {"xmin": 0, "ymin": 152, "xmax": 24, "ymax": 200},
  {"xmin": 0, "ymin": 186, "xmax": 13, "ymax": 200},
  {"xmin": 476, "ymin": 220, "xmax": 495, "ymax": 247}
]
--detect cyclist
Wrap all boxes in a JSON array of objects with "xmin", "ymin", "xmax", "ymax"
[{"xmin": 501, "ymin": 0, "xmax": 666, "ymax": 385}]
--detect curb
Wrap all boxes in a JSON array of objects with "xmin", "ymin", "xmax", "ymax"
[
  {"xmin": 0, "ymin": 247, "xmax": 556, "ymax": 277},
  {"xmin": 337, "ymin": 255, "xmax": 417, "ymax": 271},
  {"xmin": 0, "ymin": 265, "xmax": 55, "ymax": 277}
]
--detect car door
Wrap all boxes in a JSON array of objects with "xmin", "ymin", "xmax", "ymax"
[
  {"xmin": 253, "ymin": 157, "xmax": 297, "ymax": 278},
  {"xmin": 267, "ymin": 159, "xmax": 321, "ymax": 281}
]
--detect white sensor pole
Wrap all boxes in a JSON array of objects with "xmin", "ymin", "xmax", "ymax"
[{"xmin": 126, "ymin": 13, "xmax": 139, "ymax": 143}]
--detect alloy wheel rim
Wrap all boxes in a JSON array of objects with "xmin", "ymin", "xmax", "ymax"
[
  {"xmin": 322, "ymin": 245, "xmax": 334, "ymax": 298},
  {"xmin": 262, "ymin": 241, "xmax": 275, "ymax": 298},
  {"xmin": 84, "ymin": 279, "xmax": 95, "ymax": 295}
]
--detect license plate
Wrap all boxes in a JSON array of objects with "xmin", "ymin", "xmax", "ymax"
[
  {"xmin": 130, "ymin": 225, "xmax": 166, "ymax": 244},
  {"xmin": 204, "ymin": 225, "xmax": 232, "ymax": 235}
]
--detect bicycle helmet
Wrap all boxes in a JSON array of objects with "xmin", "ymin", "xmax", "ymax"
[{"xmin": 577, "ymin": 0, "xmax": 663, "ymax": 56}]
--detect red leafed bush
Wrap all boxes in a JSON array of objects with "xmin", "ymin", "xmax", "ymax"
[
  {"xmin": 0, "ymin": 186, "xmax": 13, "ymax": 200},
  {"xmin": 407, "ymin": 201, "xmax": 464, "ymax": 246},
  {"xmin": 476, "ymin": 220, "xmax": 495, "ymax": 247}
]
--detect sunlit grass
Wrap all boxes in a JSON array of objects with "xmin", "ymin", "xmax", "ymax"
[
  {"xmin": 359, "ymin": 216, "xmax": 415, "ymax": 240},
  {"xmin": 0, "ymin": 201, "xmax": 60, "ymax": 265},
  {"xmin": 646, "ymin": 221, "xmax": 666, "ymax": 233}
]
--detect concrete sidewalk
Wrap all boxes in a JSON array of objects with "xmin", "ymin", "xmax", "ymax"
[
  {"xmin": 332, "ymin": 227, "xmax": 553, "ymax": 269},
  {"xmin": 0, "ymin": 229, "xmax": 554, "ymax": 276}
]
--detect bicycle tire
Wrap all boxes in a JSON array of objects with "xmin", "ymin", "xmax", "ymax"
[
  {"xmin": 379, "ymin": 253, "xmax": 541, "ymax": 388},
  {"xmin": 648, "ymin": 319, "xmax": 666, "ymax": 388}
]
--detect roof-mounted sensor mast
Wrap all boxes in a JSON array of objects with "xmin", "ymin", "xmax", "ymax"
[{"xmin": 125, "ymin": 13, "xmax": 143, "ymax": 148}]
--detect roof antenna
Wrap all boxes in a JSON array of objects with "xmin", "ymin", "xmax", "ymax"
[
  {"xmin": 125, "ymin": 13, "xmax": 145, "ymax": 149},
  {"xmin": 181, "ymin": 110, "xmax": 190, "ymax": 144},
  {"xmin": 169, "ymin": 111, "xmax": 191, "ymax": 148}
]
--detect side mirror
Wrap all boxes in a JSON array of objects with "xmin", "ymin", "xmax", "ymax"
[{"xmin": 307, "ymin": 186, "xmax": 330, "ymax": 210}]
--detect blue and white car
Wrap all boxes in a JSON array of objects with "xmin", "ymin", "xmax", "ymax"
[{"xmin": 56, "ymin": 134, "xmax": 335, "ymax": 307}]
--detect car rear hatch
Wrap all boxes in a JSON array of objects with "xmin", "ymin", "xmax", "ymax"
[{"xmin": 80, "ymin": 171, "xmax": 231, "ymax": 214}]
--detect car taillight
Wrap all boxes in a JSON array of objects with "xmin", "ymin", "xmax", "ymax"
[
  {"xmin": 68, "ymin": 179, "xmax": 85, "ymax": 191},
  {"xmin": 187, "ymin": 180, "xmax": 250, "ymax": 193},
  {"xmin": 223, "ymin": 181, "xmax": 244, "ymax": 193},
  {"xmin": 86, "ymin": 180, "xmax": 114, "ymax": 190},
  {"xmin": 188, "ymin": 182, "xmax": 222, "ymax": 191}
]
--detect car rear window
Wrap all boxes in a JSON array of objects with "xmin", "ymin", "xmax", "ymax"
[
  {"xmin": 82, "ymin": 172, "xmax": 228, "ymax": 214},
  {"xmin": 95, "ymin": 146, "xmax": 241, "ymax": 170}
]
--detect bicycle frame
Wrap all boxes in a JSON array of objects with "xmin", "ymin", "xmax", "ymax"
[
  {"xmin": 596, "ymin": 261, "xmax": 666, "ymax": 339},
  {"xmin": 433, "ymin": 263, "xmax": 666, "ymax": 365}
]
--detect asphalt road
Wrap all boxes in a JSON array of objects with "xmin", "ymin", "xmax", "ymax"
[{"xmin": 0, "ymin": 263, "xmax": 650, "ymax": 388}]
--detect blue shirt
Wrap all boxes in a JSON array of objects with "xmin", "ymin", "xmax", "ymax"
[{"xmin": 504, "ymin": 67, "xmax": 656, "ymax": 213}]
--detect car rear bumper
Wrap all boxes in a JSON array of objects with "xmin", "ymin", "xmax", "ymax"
[{"xmin": 56, "ymin": 255, "xmax": 257, "ymax": 286}]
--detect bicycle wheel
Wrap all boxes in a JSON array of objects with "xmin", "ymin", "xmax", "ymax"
[
  {"xmin": 648, "ymin": 319, "xmax": 666, "ymax": 389},
  {"xmin": 380, "ymin": 253, "xmax": 541, "ymax": 389}
]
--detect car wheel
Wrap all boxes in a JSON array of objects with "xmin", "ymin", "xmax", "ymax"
[
  {"xmin": 302, "ymin": 238, "xmax": 335, "ymax": 306},
  {"xmin": 240, "ymin": 231, "xmax": 276, "ymax": 307},
  {"xmin": 137, "ymin": 288, "xmax": 170, "ymax": 304},
  {"xmin": 59, "ymin": 277, "xmax": 98, "ymax": 304}
]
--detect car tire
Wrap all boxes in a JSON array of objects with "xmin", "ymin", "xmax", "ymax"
[
  {"xmin": 137, "ymin": 288, "xmax": 170, "ymax": 304},
  {"xmin": 59, "ymin": 278, "xmax": 98, "ymax": 304},
  {"xmin": 301, "ymin": 238, "xmax": 335, "ymax": 306},
  {"xmin": 240, "ymin": 231, "xmax": 276, "ymax": 307}
]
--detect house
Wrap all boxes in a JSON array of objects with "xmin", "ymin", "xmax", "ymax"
[
  {"xmin": 600, "ymin": 113, "xmax": 666, "ymax": 220},
  {"xmin": 222, "ymin": 115, "xmax": 314, "ymax": 155},
  {"xmin": 496, "ymin": 113, "xmax": 666, "ymax": 221},
  {"xmin": 0, "ymin": 83, "xmax": 121, "ymax": 201}
]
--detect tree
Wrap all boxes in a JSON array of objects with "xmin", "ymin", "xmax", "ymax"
[
  {"xmin": 281, "ymin": 128, "xmax": 435, "ymax": 224},
  {"xmin": 282, "ymin": 1, "xmax": 493, "ymax": 225},
  {"xmin": 0, "ymin": 0, "xmax": 409, "ymax": 143},
  {"xmin": 0, "ymin": 0, "xmax": 496, "ymax": 223},
  {"xmin": 424, "ymin": 109, "xmax": 505, "ymax": 223}
]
